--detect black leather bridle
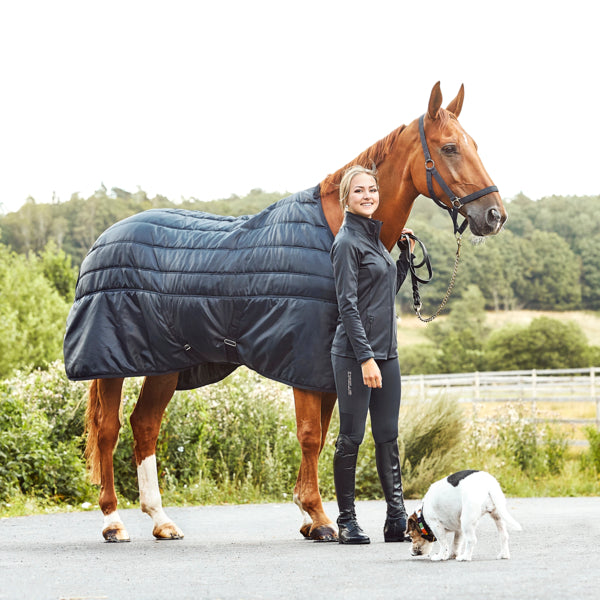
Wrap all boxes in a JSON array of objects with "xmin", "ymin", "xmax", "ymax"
[{"xmin": 418, "ymin": 114, "xmax": 499, "ymax": 235}]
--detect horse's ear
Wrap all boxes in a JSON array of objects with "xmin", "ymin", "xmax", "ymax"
[
  {"xmin": 427, "ymin": 81, "xmax": 443, "ymax": 120},
  {"xmin": 446, "ymin": 84, "xmax": 465, "ymax": 117}
]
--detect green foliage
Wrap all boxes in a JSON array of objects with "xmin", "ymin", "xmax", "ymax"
[
  {"xmin": 109, "ymin": 369, "xmax": 301, "ymax": 503},
  {"xmin": 0, "ymin": 245, "xmax": 70, "ymax": 377},
  {"xmin": 403, "ymin": 193, "xmax": 600, "ymax": 311},
  {"xmin": 514, "ymin": 231, "xmax": 581, "ymax": 310},
  {"xmin": 397, "ymin": 395, "xmax": 466, "ymax": 497},
  {"xmin": 0, "ymin": 187, "xmax": 286, "ymax": 265},
  {"xmin": 484, "ymin": 316, "xmax": 591, "ymax": 371},
  {"xmin": 467, "ymin": 403, "xmax": 568, "ymax": 477},
  {"xmin": 39, "ymin": 240, "xmax": 78, "ymax": 301},
  {"xmin": 576, "ymin": 237, "xmax": 600, "ymax": 309},
  {"xmin": 0, "ymin": 364, "xmax": 92, "ymax": 502},
  {"xmin": 2, "ymin": 362, "xmax": 598, "ymax": 515},
  {"xmin": 582, "ymin": 426, "xmax": 600, "ymax": 473}
]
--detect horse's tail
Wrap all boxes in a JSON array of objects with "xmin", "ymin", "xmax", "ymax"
[{"xmin": 84, "ymin": 379, "xmax": 102, "ymax": 485}]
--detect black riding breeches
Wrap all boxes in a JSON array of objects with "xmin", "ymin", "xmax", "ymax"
[{"xmin": 331, "ymin": 355, "xmax": 401, "ymax": 445}]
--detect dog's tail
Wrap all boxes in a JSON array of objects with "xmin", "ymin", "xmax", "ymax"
[{"xmin": 489, "ymin": 480, "xmax": 522, "ymax": 531}]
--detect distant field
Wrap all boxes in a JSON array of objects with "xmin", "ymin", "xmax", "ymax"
[{"xmin": 397, "ymin": 309, "xmax": 600, "ymax": 348}]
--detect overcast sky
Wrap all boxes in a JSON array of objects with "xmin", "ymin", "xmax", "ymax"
[{"xmin": 0, "ymin": 0, "xmax": 597, "ymax": 214}]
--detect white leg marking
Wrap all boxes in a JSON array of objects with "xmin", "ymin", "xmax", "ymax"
[
  {"xmin": 293, "ymin": 493, "xmax": 313, "ymax": 529},
  {"xmin": 103, "ymin": 510, "xmax": 124, "ymax": 529},
  {"xmin": 137, "ymin": 455, "xmax": 171, "ymax": 528}
]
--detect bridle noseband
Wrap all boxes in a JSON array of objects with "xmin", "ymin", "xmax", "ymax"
[{"xmin": 418, "ymin": 114, "xmax": 498, "ymax": 235}]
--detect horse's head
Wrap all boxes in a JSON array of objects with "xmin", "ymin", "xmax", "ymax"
[{"xmin": 410, "ymin": 82, "xmax": 507, "ymax": 237}]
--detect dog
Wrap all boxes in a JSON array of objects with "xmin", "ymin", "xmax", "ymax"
[{"xmin": 406, "ymin": 470, "xmax": 522, "ymax": 561}]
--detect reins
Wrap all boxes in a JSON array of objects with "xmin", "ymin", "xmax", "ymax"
[{"xmin": 401, "ymin": 232, "xmax": 462, "ymax": 323}]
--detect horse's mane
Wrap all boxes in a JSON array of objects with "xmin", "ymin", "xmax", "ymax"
[{"xmin": 320, "ymin": 124, "xmax": 407, "ymax": 198}]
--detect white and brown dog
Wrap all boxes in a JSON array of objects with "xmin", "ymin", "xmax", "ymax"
[{"xmin": 407, "ymin": 470, "xmax": 522, "ymax": 562}]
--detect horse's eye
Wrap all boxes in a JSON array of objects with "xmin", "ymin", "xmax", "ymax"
[{"xmin": 442, "ymin": 144, "xmax": 458, "ymax": 156}]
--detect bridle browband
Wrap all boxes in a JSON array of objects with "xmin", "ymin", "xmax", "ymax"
[{"xmin": 418, "ymin": 114, "xmax": 498, "ymax": 235}]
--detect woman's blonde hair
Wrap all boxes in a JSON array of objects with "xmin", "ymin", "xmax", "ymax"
[{"xmin": 339, "ymin": 165, "xmax": 379, "ymax": 210}]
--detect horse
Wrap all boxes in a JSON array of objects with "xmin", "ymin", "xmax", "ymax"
[{"xmin": 71, "ymin": 82, "xmax": 506, "ymax": 542}]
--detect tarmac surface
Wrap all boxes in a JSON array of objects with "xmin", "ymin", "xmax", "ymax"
[{"xmin": 1, "ymin": 497, "xmax": 599, "ymax": 600}]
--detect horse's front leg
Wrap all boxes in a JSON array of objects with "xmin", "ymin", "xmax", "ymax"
[
  {"xmin": 292, "ymin": 388, "xmax": 337, "ymax": 542},
  {"xmin": 130, "ymin": 372, "xmax": 184, "ymax": 540}
]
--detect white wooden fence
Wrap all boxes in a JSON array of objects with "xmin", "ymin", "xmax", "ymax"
[{"xmin": 402, "ymin": 367, "xmax": 600, "ymax": 446}]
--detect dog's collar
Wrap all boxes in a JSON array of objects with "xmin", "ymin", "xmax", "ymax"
[{"xmin": 416, "ymin": 508, "xmax": 436, "ymax": 542}]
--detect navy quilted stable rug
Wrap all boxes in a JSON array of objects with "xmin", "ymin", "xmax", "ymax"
[{"xmin": 63, "ymin": 186, "xmax": 340, "ymax": 392}]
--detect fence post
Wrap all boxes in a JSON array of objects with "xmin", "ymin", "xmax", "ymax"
[
  {"xmin": 593, "ymin": 367, "xmax": 599, "ymax": 430},
  {"xmin": 532, "ymin": 369, "xmax": 537, "ymax": 417},
  {"xmin": 473, "ymin": 371, "xmax": 480, "ymax": 422}
]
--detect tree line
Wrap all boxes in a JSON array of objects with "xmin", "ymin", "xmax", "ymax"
[
  {"xmin": 0, "ymin": 186, "xmax": 598, "ymax": 378},
  {"xmin": 2, "ymin": 187, "xmax": 598, "ymax": 311}
]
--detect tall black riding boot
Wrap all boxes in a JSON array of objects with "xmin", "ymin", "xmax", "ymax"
[
  {"xmin": 333, "ymin": 434, "xmax": 370, "ymax": 544},
  {"xmin": 375, "ymin": 439, "xmax": 410, "ymax": 542}
]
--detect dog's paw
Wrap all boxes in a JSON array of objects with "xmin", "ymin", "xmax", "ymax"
[
  {"xmin": 498, "ymin": 551, "xmax": 510, "ymax": 560},
  {"xmin": 430, "ymin": 554, "xmax": 445, "ymax": 562},
  {"xmin": 456, "ymin": 554, "xmax": 472, "ymax": 562}
]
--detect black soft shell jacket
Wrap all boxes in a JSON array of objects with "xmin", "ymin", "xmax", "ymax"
[{"xmin": 330, "ymin": 211, "xmax": 410, "ymax": 363}]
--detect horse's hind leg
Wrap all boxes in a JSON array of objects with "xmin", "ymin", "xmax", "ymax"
[
  {"xmin": 86, "ymin": 378, "xmax": 129, "ymax": 542},
  {"xmin": 129, "ymin": 372, "xmax": 183, "ymax": 540},
  {"xmin": 292, "ymin": 388, "xmax": 337, "ymax": 542}
]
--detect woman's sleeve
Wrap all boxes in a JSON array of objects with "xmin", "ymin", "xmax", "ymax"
[{"xmin": 331, "ymin": 238, "xmax": 374, "ymax": 363}]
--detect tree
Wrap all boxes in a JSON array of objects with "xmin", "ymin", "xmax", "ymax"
[
  {"xmin": 575, "ymin": 237, "xmax": 600, "ymax": 310},
  {"xmin": 459, "ymin": 235, "xmax": 520, "ymax": 311},
  {"xmin": 513, "ymin": 231, "xmax": 581, "ymax": 310},
  {"xmin": 422, "ymin": 285, "xmax": 489, "ymax": 373},
  {"xmin": 0, "ymin": 245, "xmax": 69, "ymax": 377},
  {"xmin": 484, "ymin": 316, "xmax": 590, "ymax": 371},
  {"xmin": 40, "ymin": 241, "xmax": 78, "ymax": 302}
]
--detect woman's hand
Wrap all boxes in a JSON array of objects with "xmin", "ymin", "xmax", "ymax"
[
  {"xmin": 400, "ymin": 228, "xmax": 416, "ymax": 253},
  {"xmin": 361, "ymin": 358, "xmax": 382, "ymax": 388}
]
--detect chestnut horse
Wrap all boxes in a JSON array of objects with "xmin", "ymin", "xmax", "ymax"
[{"xmin": 83, "ymin": 82, "xmax": 506, "ymax": 542}]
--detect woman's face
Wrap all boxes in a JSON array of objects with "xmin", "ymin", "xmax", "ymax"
[{"xmin": 346, "ymin": 173, "xmax": 379, "ymax": 218}]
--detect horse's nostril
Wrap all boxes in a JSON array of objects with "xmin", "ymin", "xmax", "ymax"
[{"xmin": 486, "ymin": 207, "xmax": 501, "ymax": 225}]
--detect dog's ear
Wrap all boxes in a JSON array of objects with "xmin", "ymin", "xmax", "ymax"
[{"xmin": 407, "ymin": 513, "xmax": 418, "ymax": 532}]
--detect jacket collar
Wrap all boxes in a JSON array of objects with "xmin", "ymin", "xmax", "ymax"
[{"xmin": 343, "ymin": 211, "xmax": 383, "ymax": 241}]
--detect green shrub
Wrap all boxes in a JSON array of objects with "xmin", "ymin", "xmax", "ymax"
[
  {"xmin": 582, "ymin": 426, "xmax": 600, "ymax": 473},
  {"xmin": 111, "ymin": 369, "xmax": 301, "ymax": 503},
  {"xmin": 1, "ymin": 363, "xmax": 471, "ymax": 509},
  {"xmin": 0, "ymin": 365, "xmax": 91, "ymax": 502},
  {"xmin": 467, "ymin": 403, "xmax": 568, "ymax": 477}
]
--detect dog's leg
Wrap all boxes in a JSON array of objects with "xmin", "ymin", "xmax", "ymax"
[
  {"xmin": 456, "ymin": 504, "xmax": 480, "ymax": 561},
  {"xmin": 491, "ymin": 511, "xmax": 511, "ymax": 559},
  {"xmin": 428, "ymin": 520, "xmax": 450, "ymax": 561},
  {"xmin": 450, "ymin": 531, "xmax": 462, "ymax": 560}
]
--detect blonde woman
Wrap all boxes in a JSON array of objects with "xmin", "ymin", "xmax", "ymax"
[{"xmin": 330, "ymin": 165, "xmax": 414, "ymax": 544}]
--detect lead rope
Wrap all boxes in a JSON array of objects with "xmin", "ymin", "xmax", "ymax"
[{"xmin": 411, "ymin": 234, "xmax": 462, "ymax": 323}]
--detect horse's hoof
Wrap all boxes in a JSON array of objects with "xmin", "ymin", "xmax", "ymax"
[
  {"xmin": 310, "ymin": 525, "xmax": 338, "ymax": 542},
  {"xmin": 103, "ymin": 525, "xmax": 130, "ymax": 543},
  {"xmin": 299, "ymin": 523, "xmax": 312, "ymax": 539},
  {"xmin": 153, "ymin": 522, "xmax": 184, "ymax": 540}
]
